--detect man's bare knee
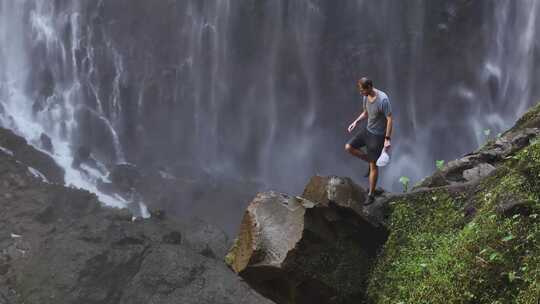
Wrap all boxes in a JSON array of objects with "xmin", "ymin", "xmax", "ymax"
[{"xmin": 345, "ymin": 144, "xmax": 353, "ymax": 153}]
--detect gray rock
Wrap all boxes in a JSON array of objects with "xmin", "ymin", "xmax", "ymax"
[
  {"xmin": 226, "ymin": 176, "xmax": 388, "ymax": 304},
  {"xmin": 463, "ymin": 163, "xmax": 496, "ymax": 181},
  {"xmin": 302, "ymin": 175, "xmax": 389, "ymax": 227},
  {"xmin": 415, "ymin": 127, "xmax": 540, "ymax": 190},
  {"xmin": 71, "ymin": 145, "xmax": 91, "ymax": 169},
  {"xmin": 39, "ymin": 133, "xmax": 53, "ymax": 153},
  {"xmin": 0, "ymin": 149, "xmax": 273, "ymax": 304},
  {"xmin": 0, "ymin": 128, "xmax": 64, "ymax": 184},
  {"xmin": 479, "ymin": 128, "xmax": 540, "ymax": 159},
  {"xmin": 495, "ymin": 198, "xmax": 534, "ymax": 216}
]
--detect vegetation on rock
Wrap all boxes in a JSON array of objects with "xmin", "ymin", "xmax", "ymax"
[{"xmin": 367, "ymin": 103, "xmax": 540, "ymax": 304}]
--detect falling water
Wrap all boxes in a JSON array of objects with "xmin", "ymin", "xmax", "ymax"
[
  {"xmin": 0, "ymin": 0, "xmax": 140, "ymax": 213},
  {"xmin": 0, "ymin": 1, "xmax": 538, "ymax": 225}
]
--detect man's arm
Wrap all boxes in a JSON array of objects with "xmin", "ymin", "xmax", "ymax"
[
  {"xmin": 348, "ymin": 110, "xmax": 367, "ymax": 132},
  {"xmin": 384, "ymin": 114, "xmax": 392, "ymax": 149},
  {"xmin": 385, "ymin": 114, "xmax": 393, "ymax": 138},
  {"xmin": 356, "ymin": 110, "xmax": 368, "ymax": 122},
  {"xmin": 348, "ymin": 97, "xmax": 368, "ymax": 133},
  {"xmin": 356, "ymin": 96, "xmax": 369, "ymax": 123}
]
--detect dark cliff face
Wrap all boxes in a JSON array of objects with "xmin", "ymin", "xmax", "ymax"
[
  {"xmin": 0, "ymin": 128, "xmax": 64, "ymax": 184},
  {"xmin": 0, "ymin": 128, "xmax": 273, "ymax": 304}
]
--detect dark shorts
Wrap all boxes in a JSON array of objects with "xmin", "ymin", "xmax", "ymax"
[{"xmin": 347, "ymin": 128, "xmax": 385, "ymax": 162}]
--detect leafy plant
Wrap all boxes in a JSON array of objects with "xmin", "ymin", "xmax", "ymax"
[
  {"xmin": 507, "ymin": 271, "xmax": 518, "ymax": 283},
  {"xmin": 399, "ymin": 176, "xmax": 410, "ymax": 192},
  {"xmin": 436, "ymin": 160, "xmax": 445, "ymax": 170}
]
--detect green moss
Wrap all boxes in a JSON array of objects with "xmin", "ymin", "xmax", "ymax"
[
  {"xmin": 366, "ymin": 139, "xmax": 540, "ymax": 303},
  {"xmin": 226, "ymin": 212, "xmax": 375, "ymax": 303},
  {"xmin": 366, "ymin": 191, "xmax": 466, "ymax": 303},
  {"xmin": 288, "ymin": 224, "xmax": 372, "ymax": 303}
]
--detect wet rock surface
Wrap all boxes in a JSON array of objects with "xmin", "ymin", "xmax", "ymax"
[
  {"xmin": 415, "ymin": 126, "xmax": 540, "ymax": 190},
  {"xmin": 39, "ymin": 133, "xmax": 53, "ymax": 154},
  {"xmin": 0, "ymin": 133, "xmax": 273, "ymax": 304},
  {"xmin": 0, "ymin": 128, "xmax": 64, "ymax": 184}
]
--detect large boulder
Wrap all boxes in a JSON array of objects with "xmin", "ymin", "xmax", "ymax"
[{"xmin": 225, "ymin": 176, "xmax": 388, "ymax": 304}]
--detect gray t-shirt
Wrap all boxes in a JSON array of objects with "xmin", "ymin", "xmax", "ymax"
[{"xmin": 363, "ymin": 89, "xmax": 392, "ymax": 136}]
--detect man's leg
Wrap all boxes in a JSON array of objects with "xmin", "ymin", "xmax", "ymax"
[
  {"xmin": 368, "ymin": 161, "xmax": 378, "ymax": 195},
  {"xmin": 363, "ymin": 161, "xmax": 378, "ymax": 205},
  {"xmin": 345, "ymin": 144, "xmax": 369, "ymax": 162}
]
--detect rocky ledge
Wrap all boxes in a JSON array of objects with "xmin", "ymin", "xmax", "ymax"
[{"xmin": 226, "ymin": 102, "xmax": 540, "ymax": 304}]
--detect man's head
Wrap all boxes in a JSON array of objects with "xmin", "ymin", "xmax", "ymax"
[{"xmin": 357, "ymin": 77, "xmax": 374, "ymax": 96}]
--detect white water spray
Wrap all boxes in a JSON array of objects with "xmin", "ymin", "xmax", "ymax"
[{"xmin": 0, "ymin": 1, "xmax": 145, "ymax": 214}]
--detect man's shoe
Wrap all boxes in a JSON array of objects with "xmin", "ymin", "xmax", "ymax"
[{"xmin": 364, "ymin": 193, "xmax": 375, "ymax": 206}]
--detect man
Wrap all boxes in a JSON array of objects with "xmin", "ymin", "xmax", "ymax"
[{"xmin": 345, "ymin": 77, "xmax": 393, "ymax": 205}]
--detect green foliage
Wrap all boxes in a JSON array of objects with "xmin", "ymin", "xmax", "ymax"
[
  {"xmin": 399, "ymin": 176, "xmax": 410, "ymax": 193},
  {"xmin": 435, "ymin": 160, "xmax": 445, "ymax": 170},
  {"xmin": 289, "ymin": 226, "xmax": 371, "ymax": 303},
  {"xmin": 367, "ymin": 138, "xmax": 540, "ymax": 303}
]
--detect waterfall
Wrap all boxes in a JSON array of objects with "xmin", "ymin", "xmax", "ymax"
[
  {"xmin": 0, "ymin": 0, "xmax": 538, "ymax": 215},
  {"xmin": 0, "ymin": 0, "xmax": 139, "ymax": 213},
  {"xmin": 481, "ymin": 0, "xmax": 539, "ymax": 128}
]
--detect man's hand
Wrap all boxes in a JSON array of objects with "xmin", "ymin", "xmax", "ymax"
[
  {"xmin": 348, "ymin": 121, "xmax": 357, "ymax": 133},
  {"xmin": 384, "ymin": 139, "xmax": 391, "ymax": 150}
]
